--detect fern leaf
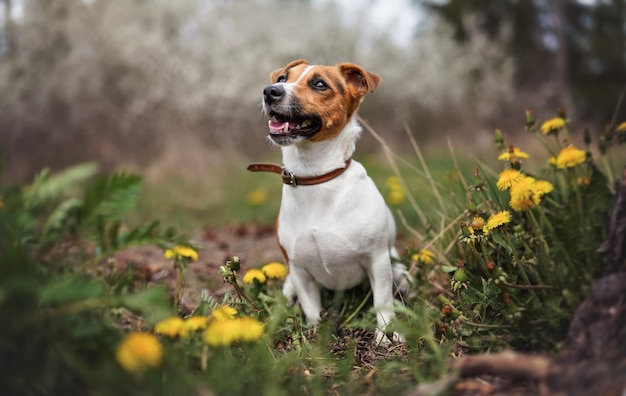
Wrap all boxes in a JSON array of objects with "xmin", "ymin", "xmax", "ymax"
[
  {"xmin": 41, "ymin": 198, "xmax": 83, "ymax": 243},
  {"xmin": 82, "ymin": 172, "xmax": 142, "ymax": 223},
  {"xmin": 24, "ymin": 163, "xmax": 99, "ymax": 209}
]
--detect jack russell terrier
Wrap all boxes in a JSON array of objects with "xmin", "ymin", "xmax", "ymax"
[{"xmin": 248, "ymin": 59, "xmax": 410, "ymax": 344}]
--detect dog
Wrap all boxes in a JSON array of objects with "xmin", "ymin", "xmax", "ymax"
[{"xmin": 248, "ymin": 59, "xmax": 410, "ymax": 344}]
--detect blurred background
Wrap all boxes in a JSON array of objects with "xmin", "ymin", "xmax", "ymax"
[{"xmin": 0, "ymin": 0, "xmax": 624, "ymax": 200}]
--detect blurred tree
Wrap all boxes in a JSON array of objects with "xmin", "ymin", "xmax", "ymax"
[
  {"xmin": 420, "ymin": 0, "xmax": 626, "ymax": 122},
  {"xmin": 2, "ymin": 0, "xmax": 16, "ymax": 54},
  {"xmin": 0, "ymin": 0, "xmax": 516, "ymax": 177},
  {"xmin": 566, "ymin": 0, "xmax": 626, "ymax": 121}
]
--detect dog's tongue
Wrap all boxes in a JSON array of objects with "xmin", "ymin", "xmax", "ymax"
[{"xmin": 268, "ymin": 120, "xmax": 289, "ymax": 133}]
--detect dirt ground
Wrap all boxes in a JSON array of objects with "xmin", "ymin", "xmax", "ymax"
[{"xmin": 115, "ymin": 223, "xmax": 284, "ymax": 314}]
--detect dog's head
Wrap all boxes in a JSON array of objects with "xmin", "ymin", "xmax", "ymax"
[{"xmin": 262, "ymin": 59, "xmax": 381, "ymax": 146}]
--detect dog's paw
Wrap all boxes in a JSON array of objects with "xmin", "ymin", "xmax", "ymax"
[{"xmin": 374, "ymin": 330, "xmax": 405, "ymax": 346}]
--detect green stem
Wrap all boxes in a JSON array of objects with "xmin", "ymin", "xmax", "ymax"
[
  {"xmin": 464, "ymin": 321, "xmax": 511, "ymax": 329},
  {"xmin": 175, "ymin": 265, "xmax": 183, "ymax": 310},
  {"xmin": 201, "ymin": 345, "xmax": 209, "ymax": 371},
  {"xmin": 340, "ymin": 289, "xmax": 372, "ymax": 329},
  {"xmin": 601, "ymin": 155, "xmax": 615, "ymax": 193},
  {"xmin": 230, "ymin": 277, "xmax": 252, "ymax": 304},
  {"xmin": 569, "ymin": 168, "xmax": 593, "ymax": 271}
]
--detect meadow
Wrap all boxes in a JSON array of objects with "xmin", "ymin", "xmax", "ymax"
[{"xmin": 1, "ymin": 111, "xmax": 624, "ymax": 395}]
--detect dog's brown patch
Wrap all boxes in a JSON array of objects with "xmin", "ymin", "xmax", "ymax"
[{"xmin": 268, "ymin": 60, "xmax": 380, "ymax": 142}]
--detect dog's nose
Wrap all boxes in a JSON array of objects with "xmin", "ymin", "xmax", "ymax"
[{"xmin": 263, "ymin": 84, "xmax": 285, "ymax": 104}]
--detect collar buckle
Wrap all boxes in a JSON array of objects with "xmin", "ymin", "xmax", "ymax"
[{"xmin": 281, "ymin": 168, "xmax": 297, "ymax": 187}]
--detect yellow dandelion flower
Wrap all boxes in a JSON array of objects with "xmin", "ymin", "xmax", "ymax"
[
  {"xmin": 203, "ymin": 319, "xmax": 240, "ymax": 346},
  {"xmin": 533, "ymin": 180, "xmax": 554, "ymax": 198},
  {"xmin": 540, "ymin": 117, "xmax": 566, "ymax": 134},
  {"xmin": 509, "ymin": 178, "xmax": 537, "ymax": 211},
  {"xmin": 261, "ymin": 262, "xmax": 288, "ymax": 279},
  {"xmin": 242, "ymin": 268, "xmax": 267, "ymax": 284},
  {"xmin": 412, "ymin": 249, "xmax": 435, "ymax": 265},
  {"xmin": 554, "ymin": 146, "xmax": 586, "ymax": 169},
  {"xmin": 386, "ymin": 176, "xmax": 402, "ymax": 189},
  {"xmin": 510, "ymin": 176, "xmax": 536, "ymax": 201},
  {"xmin": 180, "ymin": 316, "xmax": 209, "ymax": 337},
  {"xmin": 211, "ymin": 306, "xmax": 238, "ymax": 321},
  {"xmin": 577, "ymin": 177, "xmax": 590, "ymax": 185},
  {"xmin": 616, "ymin": 122, "xmax": 626, "ymax": 132},
  {"xmin": 386, "ymin": 189, "xmax": 405, "ymax": 205},
  {"xmin": 116, "ymin": 332, "xmax": 163, "ymax": 372},
  {"xmin": 164, "ymin": 245, "xmax": 199, "ymax": 261},
  {"xmin": 498, "ymin": 146, "xmax": 529, "ymax": 162},
  {"xmin": 548, "ymin": 156, "xmax": 558, "ymax": 167},
  {"xmin": 155, "ymin": 317, "xmax": 184, "ymax": 338},
  {"xmin": 484, "ymin": 211, "xmax": 512, "ymax": 232},
  {"xmin": 238, "ymin": 317, "xmax": 264, "ymax": 342},
  {"xmin": 510, "ymin": 196, "xmax": 537, "ymax": 211},
  {"xmin": 247, "ymin": 188, "xmax": 268, "ymax": 206},
  {"xmin": 496, "ymin": 169, "xmax": 523, "ymax": 191},
  {"xmin": 471, "ymin": 217, "xmax": 485, "ymax": 230},
  {"xmin": 203, "ymin": 317, "xmax": 264, "ymax": 346}
]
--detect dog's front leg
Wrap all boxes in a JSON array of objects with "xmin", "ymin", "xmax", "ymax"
[
  {"xmin": 283, "ymin": 266, "xmax": 323, "ymax": 325},
  {"xmin": 368, "ymin": 252, "xmax": 404, "ymax": 345}
]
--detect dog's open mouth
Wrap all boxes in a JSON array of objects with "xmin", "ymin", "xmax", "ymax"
[{"xmin": 268, "ymin": 112, "xmax": 322, "ymax": 142}]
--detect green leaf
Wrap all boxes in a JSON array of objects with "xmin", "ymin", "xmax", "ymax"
[
  {"xmin": 118, "ymin": 286, "xmax": 173, "ymax": 323},
  {"xmin": 81, "ymin": 172, "xmax": 142, "ymax": 223},
  {"xmin": 23, "ymin": 163, "xmax": 99, "ymax": 209},
  {"xmin": 39, "ymin": 275, "xmax": 105, "ymax": 305},
  {"xmin": 441, "ymin": 265, "xmax": 457, "ymax": 273},
  {"xmin": 41, "ymin": 198, "xmax": 83, "ymax": 243}
]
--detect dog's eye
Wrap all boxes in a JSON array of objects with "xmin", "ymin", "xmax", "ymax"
[
  {"xmin": 311, "ymin": 79, "xmax": 329, "ymax": 90},
  {"xmin": 277, "ymin": 75, "xmax": 287, "ymax": 83}
]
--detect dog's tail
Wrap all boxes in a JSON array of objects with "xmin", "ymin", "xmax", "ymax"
[{"xmin": 390, "ymin": 248, "xmax": 413, "ymax": 297}]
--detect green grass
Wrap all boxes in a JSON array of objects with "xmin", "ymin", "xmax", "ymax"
[{"xmin": 132, "ymin": 150, "xmax": 478, "ymax": 234}]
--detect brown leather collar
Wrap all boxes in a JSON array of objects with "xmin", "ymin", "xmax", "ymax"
[{"xmin": 247, "ymin": 159, "xmax": 352, "ymax": 187}]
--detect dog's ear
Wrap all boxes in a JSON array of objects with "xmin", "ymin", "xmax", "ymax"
[
  {"xmin": 339, "ymin": 63, "xmax": 381, "ymax": 97},
  {"xmin": 269, "ymin": 59, "xmax": 310, "ymax": 83}
]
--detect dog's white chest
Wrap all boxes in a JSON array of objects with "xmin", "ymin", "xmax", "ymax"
[{"xmin": 277, "ymin": 163, "xmax": 390, "ymax": 290}]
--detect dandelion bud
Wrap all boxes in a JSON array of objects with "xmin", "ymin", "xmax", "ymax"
[
  {"xmin": 229, "ymin": 256, "xmax": 241, "ymax": 271},
  {"xmin": 453, "ymin": 268, "xmax": 467, "ymax": 283},
  {"xmin": 494, "ymin": 128, "xmax": 504, "ymax": 144},
  {"xmin": 513, "ymin": 224, "xmax": 523, "ymax": 233},
  {"xmin": 583, "ymin": 129, "xmax": 591, "ymax": 146},
  {"xmin": 460, "ymin": 221, "xmax": 471, "ymax": 237},
  {"xmin": 525, "ymin": 109, "xmax": 536, "ymax": 129},
  {"xmin": 219, "ymin": 265, "xmax": 233, "ymax": 278},
  {"xmin": 467, "ymin": 199, "xmax": 478, "ymax": 214},
  {"xmin": 472, "ymin": 304, "xmax": 483, "ymax": 317},
  {"xmin": 562, "ymin": 289, "xmax": 579, "ymax": 308}
]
